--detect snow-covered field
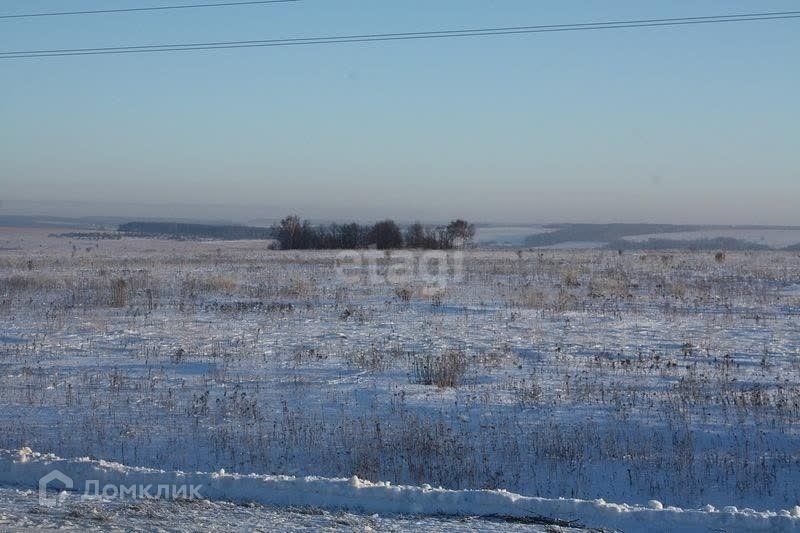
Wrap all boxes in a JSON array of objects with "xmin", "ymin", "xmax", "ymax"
[
  {"xmin": 1, "ymin": 229, "xmax": 800, "ymax": 530},
  {"xmin": 0, "ymin": 486, "xmax": 564, "ymax": 532},
  {"xmin": 622, "ymin": 228, "xmax": 800, "ymax": 249},
  {"xmin": 2, "ymin": 449, "xmax": 797, "ymax": 531},
  {"xmin": 473, "ymin": 225, "xmax": 551, "ymax": 246}
]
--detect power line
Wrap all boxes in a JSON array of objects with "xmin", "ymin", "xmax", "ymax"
[
  {"xmin": 0, "ymin": 0, "xmax": 299, "ymax": 20},
  {"xmin": 1, "ymin": 11, "xmax": 798, "ymax": 59}
]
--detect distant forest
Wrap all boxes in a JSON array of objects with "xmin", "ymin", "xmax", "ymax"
[
  {"xmin": 272, "ymin": 216, "xmax": 475, "ymax": 250},
  {"xmin": 117, "ymin": 217, "xmax": 475, "ymax": 250},
  {"xmin": 608, "ymin": 237, "xmax": 771, "ymax": 251},
  {"xmin": 118, "ymin": 222, "xmax": 273, "ymax": 240},
  {"xmin": 523, "ymin": 224, "xmax": 705, "ymax": 247},
  {"xmin": 523, "ymin": 223, "xmax": 798, "ymax": 251}
]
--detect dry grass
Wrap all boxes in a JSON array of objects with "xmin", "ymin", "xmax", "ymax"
[
  {"xmin": 1, "ymin": 234, "xmax": 799, "ymax": 508},
  {"xmin": 411, "ymin": 350, "xmax": 468, "ymax": 388}
]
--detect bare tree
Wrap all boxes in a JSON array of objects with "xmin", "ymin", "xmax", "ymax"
[
  {"xmin": 446, "ymin": 219, "xmax": 476, "ymax": 248},
  {"xmin": 275, "ymin": 215, "xmax": 303, "ymax": 249},
  {"xmin": 370, "ymin": 220, "xmax": 404, "ymax": 249},
  {"xmin": 405, "ymin": 222, "xmax": 426, "ymax": 248}
]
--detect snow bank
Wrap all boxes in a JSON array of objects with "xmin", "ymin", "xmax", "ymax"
[{"xmin": 1, "ymin": 449, "xmax": 798, "ymax": 532}]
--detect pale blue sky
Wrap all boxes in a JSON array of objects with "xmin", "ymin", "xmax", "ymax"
[{"xmin": 1, "ymin": 1, "xmax": 798, "ymax": 224}]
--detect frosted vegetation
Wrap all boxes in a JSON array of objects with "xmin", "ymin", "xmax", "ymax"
[{"xmin": 1, "ymin": 230, "xmax": 799, "ymax": 514}]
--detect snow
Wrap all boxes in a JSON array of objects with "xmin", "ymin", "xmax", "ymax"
[
  {"xmin": 535, "ymin": 240, "xmax": 606, "ymax": 249},
  {"xmin": 622, "ymin": 228, "xmax": 800, "ymax": 249},
  {"xmin": 1, "ymin": 449, "xmax": 798, "ymax": 532},
  {"xmin": 2, "ymin": 231, "xmax": 800, "ymax": 530},
  {"xmin": 0, "ymin": 487, "xmax": 562, "ymax": 532},
  {"xmin": 474, "ymin": 225, "xmax": 552, "ymax": 247}
]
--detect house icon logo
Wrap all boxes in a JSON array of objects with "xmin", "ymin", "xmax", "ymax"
[{"xmin": 39, "ymin": 470, "xmax": 73, "ymax": 507}]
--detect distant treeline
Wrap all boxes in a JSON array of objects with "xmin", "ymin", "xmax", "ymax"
[
  {"xmin": 608, "ymin": 237, "xmax": 771, "ymax": 251},
  {"xmin": 51, "ymin": 232, "xmax": 122, "ymax": 240},
  {"xmin": 116, "ymin": 218, "xmax": 475, "ymax": 249},
  {"xmin": 273, "ymin": 216, "xmax": 475, "ymax": 250},
  {"xmin": 524, "ymin": 224, "xmax": 705, "ymax": 247},
  {"xmin": 524, "ymin": 223, "xmax": 800, "ymax": 250},
  {"xmin": 118, "ymin": 222, "xmax": 273, "ymax": 240}
]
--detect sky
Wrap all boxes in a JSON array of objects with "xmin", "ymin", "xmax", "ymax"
[{"xmin": 1, "ymin": 0, "xmax": 798, "ymax": 224}]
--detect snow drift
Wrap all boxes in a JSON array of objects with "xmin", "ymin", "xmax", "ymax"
[{"xmin": 1, "ymin": 449, "xmax": 798, "ymax": 532}]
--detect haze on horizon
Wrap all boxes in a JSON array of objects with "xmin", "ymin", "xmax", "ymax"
[{"xmin": 1, "ymin": 0, "xmax": 798, "ymax": 225}]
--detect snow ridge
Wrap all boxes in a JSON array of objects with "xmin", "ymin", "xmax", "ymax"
[{"xmin": 1, "ymin": 449, "xmax": 798, "ymax": 532}]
